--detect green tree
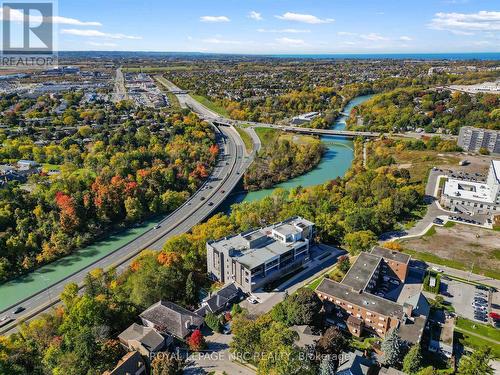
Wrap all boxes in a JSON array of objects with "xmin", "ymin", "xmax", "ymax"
[
  {"xmin": 205, "ymin": 312, "xmax": 222, "ymax": 333},
  {"xmin": 343, "ymin": 230, "xmax": 377, "ymax": 254},
  {"xmin": 403, "ymin": 344, "xmax": 423, "ymax": 374},
  {"xmin": 151, "ymin": 352, "xmax": 185, "ymax": 375},
  {"xmin": 315, "ymin": 326, "xmax": 349, "ymax": 357},
  {"xmin": 185, "ymin": 272, "xmax": 197, "ymax": 306},
  {"xmin": 457, "ymin": 347, "xmax": 495, "ymax": 375},
  {"xmin": 381, "ymin": 329, "xmax": 405, "ymax": 368}
]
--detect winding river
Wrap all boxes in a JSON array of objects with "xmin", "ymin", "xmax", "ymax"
[
  {"xmin": 0, "ymin": 94, "xmax": 373, "ymax": 313},
  {"xmin": 236, "ymin": 94, "xmax": 374, "ymax": 202}
]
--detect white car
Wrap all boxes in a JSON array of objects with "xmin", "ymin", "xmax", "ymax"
[
  {"xmin": 432, "ymin": 267, "xmax": 444, "ymax": 273},
  {"xmin": 247, "ymin": 296, "xmax": 258, "ymax": 304}
]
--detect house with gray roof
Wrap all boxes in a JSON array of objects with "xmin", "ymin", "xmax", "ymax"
[
  {"xmin": 118, "ymin": 323, "xmax": 168, "ymax": 358},
  {"xmin": 336, "ymin": 350, "xmax": 375, "ymax": 375},
  {"xmin": 140, "ymin": 301, "xmax": 204, "ymax": 339},
  {"xmin": 103, "ymin": 351, "xmax": 146, "ymax": 375}
]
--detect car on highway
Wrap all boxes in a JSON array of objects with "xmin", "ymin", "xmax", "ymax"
[
  {"xmin": 153, "ymin": 224, "xmax": 161, "ymax": 230},
  {"xmin": 13, "ymin": 306, "xmax": 25, "ymax": 314},
  {"xmin": 200, "ymin": 196, "xmax": 206, "ymax": 201},
  {"xmin": 431, "ymin": 267, "xmax": 444, "ymax": 273},
  {"xmin": 221, "ymin": 190, "xmax": 225, "ymax": 194},
  {"xmin": 208, "ymin": 202, "xmax": 214, "ymax": 206}
]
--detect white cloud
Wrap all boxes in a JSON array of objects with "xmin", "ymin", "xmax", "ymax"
[
  {"xmin": 61, "ymin": 29, "xmax": 141, "ymax": 40},
  {"xmin": 0, "ymin": 8, "xmax": 101, "ymax": 25},
  {"xmin": 276, "ymin": 37, "xmax": 307, "ymax": 46},
  {"xmin": 86, "ymin": 41, "xmax": 118, "ymax": 47},
  {"xmin": 257, "ymin": 28, "xmax": 310, "ymax": 34},
  {"xmin": 202, "ymin": 38, "xmax": 244, "ymax": 45},
  {"xmin": 337, "ymin": 31, "xmax": 357, "ymax": 36},
  {"xmin": 249, "ymin": 11, "xmax": 263, "ymax": 21},
  {"xmin": 399, "ymin": 36, "xmax": 413, "ymax": 41},
  {"xmin": 200, "ymin": 15, "xmax": 230, "ymax": 23},
  {"xmin": 429, "ymin": 11, "xmax": 500, "ymax": 33},
  {"xmin": 360, "ymin": 33, "xmax": 388, "ymax": 41},
  {"xmin": 276, "ymin": 12, "xmax": 334, "ymax": 24}
]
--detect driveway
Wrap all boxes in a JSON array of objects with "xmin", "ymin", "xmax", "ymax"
[{"xmin": 184, "ymin": 331, "xmax": 255, "ymax": 375}]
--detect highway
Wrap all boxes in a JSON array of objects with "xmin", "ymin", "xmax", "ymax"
[{"xmin": 0, "ymin": 83, "xmax": 253, "ymax": 335}]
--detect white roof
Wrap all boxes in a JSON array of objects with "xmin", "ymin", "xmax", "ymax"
[
  {"xmin": 492, "ymin": 160, "xmax": 500, "ymax": 184},
  {"xmin": 443, "ymin": 178, "xmax": 493, "ymax": 204}
]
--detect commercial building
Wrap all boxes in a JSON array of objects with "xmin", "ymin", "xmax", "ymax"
[
  {"xmin": 207, "ymin": 217, "xmax": 314, "ymax": 293},
  {"xmin": 316, "ymin": 247, "xmax": 428, "ymax": 343},
  {"xmin": 291, "ymin": 112, "xmax": 320, "ymax": 125},
  {"xmin": 458, "ymin": 127, "xmax": 500, "ymax": 154},
  {"xmin": 441, "ymin": 160, "xmax": 500, "ymax": 215}
]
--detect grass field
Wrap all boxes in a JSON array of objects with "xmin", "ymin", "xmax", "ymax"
[
  {"xmin": 236, "ymin": 128, "xmax": 253, "ymax": 154},
  {"xmin": 254, "ymin": 127, "xmax": 278, "ymax": 148},
  {"xmin": 191, "ymin": 95, "xmax": 229, "ymax": 117},
  {"xmin": 401, "ymin": 223, "xmax": 500, "ymax": 280},
  {"xmin": 455, "ymin": 318, "xmax": 500, "ymax": 357}
]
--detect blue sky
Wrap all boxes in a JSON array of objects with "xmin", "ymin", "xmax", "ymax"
[{"xmin": 9, "ymin": 0, "xmax": 500, "ymax": 53}]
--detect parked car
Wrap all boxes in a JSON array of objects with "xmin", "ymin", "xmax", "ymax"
[
  {"xmin": 432, "ymin": 267, "xmax": 444, "ymax": 273},
  {"xmin": 247, "ymin": 296, "xmax": 258, "ymax": 304}
]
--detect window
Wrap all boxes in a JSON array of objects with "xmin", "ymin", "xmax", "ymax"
[
  {"xmin": 347, "ymin": 304, "xmax": 353, "ymax": 309},
  {"xmin": 335, "ymin": 300, "xmax": 340, "ymax": 304},
  {"xmin": 378, "ymin": 323, "xmax": 384, "ymax": 327},
  {"xmin": 379, "ymin": 316, "xmax": 385, "ymax": 321}
]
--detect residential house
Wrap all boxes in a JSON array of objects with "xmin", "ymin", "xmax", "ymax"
[
  {"xmin": 140, "ymin": 301, "xmax": 204, "ymax": 340},
  {"xmin": 118, "ymin": 323, "xmax": 168, "ymax": 358},
  {"xmin": 103, "ymin": 351, "xmax": 146, "ymax": 375}
]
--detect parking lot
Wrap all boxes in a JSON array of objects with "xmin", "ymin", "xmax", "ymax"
[{"xmin": 440, "ymin": 277, "xmax": 490, "ymax": 323}]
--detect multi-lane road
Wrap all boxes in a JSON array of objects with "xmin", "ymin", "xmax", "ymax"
[{"xmin": 0, "ymin": 83, "xmax": 253, "ymax": 334}]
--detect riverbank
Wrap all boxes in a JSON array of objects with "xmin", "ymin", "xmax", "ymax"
[{"xmin": 243, "ymin": 128, "xmax": 325, "ymax": 191}]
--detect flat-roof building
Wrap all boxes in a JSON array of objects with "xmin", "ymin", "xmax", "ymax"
[
  {"xmin": 458, "ymin": 127, "xmax": 500, "ymax": 154},
  {"xmin": 441, "ymin": 160, "xmax": 500, "ymax": 215},
  {"xmin": 207, "ymin": 217, "xmax": 314, "ymax": 293},
  {"xmin": 316, "ymin": 247, "xmax": 427, "ymax": 342}
]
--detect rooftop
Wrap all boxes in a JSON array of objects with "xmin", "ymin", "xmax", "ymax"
[
  {"xmin": 371, "ymin": 246, "xmax": 410, "ymax": 264},
  {"xmin": 139, "ymin": 301, "xmax": 203, "ymax": 339},
  {"xmin": 492, "ymin": 160, "xmax": 500, "ymax": 184},
  {"xmin": 117, "ymin": 323, "xmax": 164, "ymax": 352},
  {"xmin": 341, "ymin": 252, "xmax": 381, "ymax": 291},
  {"xmin": 103, "ymin": 351, "xmax": 144, "ymax": 375},
  {"xmin": 208, "ymin": 217, "xmax": 313, "ymax": 270},
  {"xmin": 443, "ymin": 178, "xmax": 494, "ymax": 204},
  {"xmin": 431, "ymin": 317, "xmax": 455, "ymax": 346},
  {"xmin": 316, "ymin": 278, "xmax": 404, "ymax": 319}
]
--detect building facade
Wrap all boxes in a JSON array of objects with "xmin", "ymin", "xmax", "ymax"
[
  {"xmin": 206, "ymin": 217, "xmax": 314, "ymax": 293},
  {"xmin": 458, "ymin": 127, "xmax": 500, "ymax": 154},
  {"xmin": 441, "ymin": 160, "xmax": 500, "ymax": 215},
  {"xmin": 316, "ymin": 247, "xmax": 428, "ymax": 342}
]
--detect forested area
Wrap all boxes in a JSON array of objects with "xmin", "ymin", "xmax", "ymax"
[
  {"xmin": 243, "ymin": 129, "xmax": 324, "ymax": 190},
  {"xmin": 349, "ymin": 87, "xmax": 500, "ymax": 134},
  {"xmin": 0, "ymin": 110, "xmax": 218, "ymax": 281}
]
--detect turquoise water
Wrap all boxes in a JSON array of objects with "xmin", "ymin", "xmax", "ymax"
[
  {"xmin": 242, "ymin": 94, "xmax": 373, "ymax": 202},
  {"xmin": 0, "ymin": 218, "xmax": 159, "ymax": 312},
  {"xmin": 0, "ymin": 94, "xmax": 373, "ymax": 313}
]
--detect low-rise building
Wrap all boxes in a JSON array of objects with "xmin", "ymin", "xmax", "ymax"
[
  {"xmin": 118, "ymin": 323, "xmax": 169, "ymax": 358},
  {"xmin": 336, "ymin": 350, "xmax": 375, "ymax": 375},
  {"xmin": 206, "ymin": 217, "xmax": 314, "ymax": 293},
  {"xmin": 429, "ymin": 317, "xmax": 455, "ymax": 358},
  {"xmin": 195, "ymin": 283, "xmax": 241, "ymax": 316},
  {"xmin": 140, "ymin": 301, "xmax": 204, "ymax": 340},
  {"xmin": 441, "ymin": 160, "xmax": 500, "ymax": 215},
  {"xmin": 458, "ymin": 127, "xmax": 500, "ymax": 154},
  {"xmin": 291, "ymin": 112, "xmax": 320, "ymax": 125},
  {"xmin": 316, "ymin": 247, "xmax": 428, "ymax": 343},
  {"xmin": 103, "ymin": 351, "xmax": 146, "ymax": 375}
]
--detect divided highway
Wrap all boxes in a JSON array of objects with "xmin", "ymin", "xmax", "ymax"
[{"xmin": 0, "ymin": 84, "xmax": 253, "ymax": 334}]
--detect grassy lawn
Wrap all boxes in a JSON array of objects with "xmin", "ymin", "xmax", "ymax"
[
  {"xmin": 42, "ymin": 163, "xmax": 61, "ymax": 172},
  {"xmin": 236, "ymin": 128, "xmax": 253, "ymax": 154},
  {"xmin": 254, "ymin": 127, "xmax": 278, "ymax": 148},
  {"xmin": 307, "ymin": 276, "xmax": 324, "ymax": 290},
  {"xmin": 455, "ymin": 318, "xmax": 500, "ymax": 357},
  {"xmin": 191, "ymin": 95, "xmax": 229, "ymax": 117},
  {"xmin": 456, "ymin": 318, "xmax": 500, "ymax": 342},
  {"xmin": 401, "ymin": 223, "xmax": 500, "ymax": 280}
]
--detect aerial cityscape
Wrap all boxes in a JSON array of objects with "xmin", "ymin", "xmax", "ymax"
[{"xmin": 0, "ymin": 1, "xmax": 499, "ymax": 374}]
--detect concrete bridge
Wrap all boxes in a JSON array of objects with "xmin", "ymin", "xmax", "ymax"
[{"xmin": 213, "ymin": 119, "xmax": 381, "ymax": 138}]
